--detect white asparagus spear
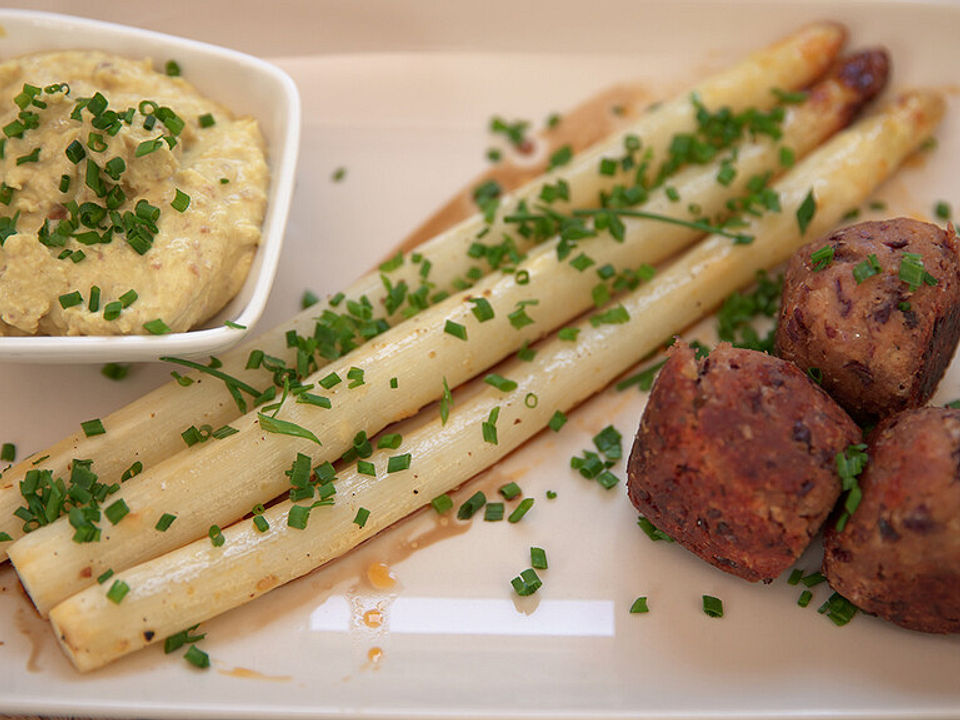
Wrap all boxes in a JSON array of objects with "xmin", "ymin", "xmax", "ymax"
[
  {"xmin": 48, "ymin": 89, "xmax": 945, "ymax": 672},
  {"xmin": 8, "ymin": 53, "xmax": 886, "ymax": 615},
  {"xmin": 0, "ymin": 21, "xmax": 846, "ymax": 552}
]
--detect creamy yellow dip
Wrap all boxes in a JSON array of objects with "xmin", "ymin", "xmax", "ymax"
[{"xmin": 0, "ymin": 51, "xmax": 268, "ymax": 336}]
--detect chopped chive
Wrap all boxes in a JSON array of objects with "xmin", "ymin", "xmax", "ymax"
[
  {"xmin": 483, "ymin": 373, "xmax": 517, "ymax": 392},
  {"xmin": 457, "ymin": 491, "xmax": 486, "ymax": 520},
  {"xmin": 637, "ymin": 516, "xmax": 674, "ymax": 542},
  {"xmin": 103, "ymin": 301, "xmax": 123, "ymax": 321},
  {"xmin": 181, "ymin": 425, "xmax": 204, "ymax": 447},
  {"xmin": 702, "ymin": 595, "xmax": 724, "ymax": 618},
  {"xmin": 629, "ymin": 597, "xmax": 649, "ymax": 614},
  {"xmin": 557, "ymin": 327, "xmax": 580, "ymax": 341},
  {"xmin": 121, "ymin": 461, "xmax": 143, "ymax": 482},
  {"xmin": 81, "ymin": 418, "xmax": 106, "ymax": 437},
  {"xmin": 100, "ymin": 362, "xmax": 130, "ymax": 381},
  {"xmin": 253, "ymin": 515, "xmax": 269, "ymax": 533},
  {"xmin": 387, "ymin": 453, "xmax": 411, "ymax": 473},
  {"xmin": 484, "ymin": 502, "xmax": 504, "ymax": 521},
  {"xmin": 135, "ymin": 137, "xmax": 164, "ymax": 157},
  {"xmin": 143, "ymin": 318, "xmax": 172, "ymax": 335},
  {"xmin": 65, "ymin": 139, "xmax": 86, "ymax": 164},
  {"xmin": 96, "ymin": 568, "xmax": 114, "ymax": 584},
  {"xmin": 597, "ymin": 470, "xmax": 619, "ymax": 489},
  {"xmin": 590, "ymin": 304, "xmax": 630, "ymax": 327},
  {"xmin": 170, "ymin": 371, "xmax": 194, "ymax": 386},
  {"xmin": 716, "ymin": 161, "xmax": 736, "ymax": 186},
  {"xmin": 779, "ymin": 146, "xmax": 796, "ymax": 168},
  {"xmin": 119, "ymin": 289, "xmax": 138, "ymax": 308},
  {"xmin": 319, "ymin": 372, "xmax": 341, "ymax": 389},
  {"xmin": 444, "ymin": 319, "xmax": 468, "ymax": 341},
  {"xmin": 548, "ymin": 144, "xmax": 572, "ymax": 170},
  {"xmin": 548, "ymin": 410, "xmax": 567, "ymax": 432},
  {"xmin": 104, "ymin": 499, "xmax": 129, "ymax": 525},
  {"xmin": 184, "ymin": 645, "xmax": 210, "ymax": 669},
  {"xmin": 530, "ymin": 546, "xmax": 548, "ymax": 570},
  {"xmin": 170, "ymin": 189, "xmax": 190, "ymax": 212},
  {"xmin": 524, "ymin": 392, "xmax": 538, "ymax": 408},
  {"xmin": 208, "ymin": 524, "xmax": 225, "ymax": 547},
  {"xmin": 852, "ymin": 254, "xmax": 882, "ymax": 284},
  {"xmin": 798, "ymin": 590, "xmax": 813, "ymax": 607},
  {"xmin": 164, "ymin": 624, "xmax": 206, "ymax": 654},
  {"xmin": 546, "ymin": 490, "xmax": 557, "ymax": 499},
  {"xmin": 593, "ymin": 425, "xmax": 622, "ymax": 460},
  {"xmin": 155, "ymin": 513, "xmax": 176, "ymax": 531},
  {"xmin": 224, "ymin": 320, "xmax": 246, "ymax": 329},
  {"xmin": 508, "ymin": 497, "xmax": 534, "ymax": 523},
  {"xmin": 296, "ymin": 393, "xmax": 332, "ymax": 409},
  {"xmin": 301, "ymin": 290, "xmax": 319, "ymax": 309},
  {"xmin": 357, "ymin": 460, "xmax": 376, "ymax": 476},
  {"xmin": 810, "ymin": 245, "xmax": 834, "ymax": 271},
  {"xmin": 106, "ymin": 579, "xmax": 130, "ymax": 604},
  {"xmin": 499, "ymin": 482, "xmax": 522, "ymax": 500},
  {"xmin": 510, "ymin": 568, "xmax": 542, "ymax": 596},
  {"xmin": 59, "ymin": 291, "xmax": 83, "ymax": 309},
  {"xmin": 377, "ymin": 433, "xmax": 402, "ymax": 449},
  {"xmin": 899, "ymin": 252, "xmax": 937, "ymax": 292},
  {"xmin": 439, "ymin": 377, "xmax": 453, "ymax": 425},
  {"xmin": 164, "ymin": 60, "xmax": 182, "ymax": 76},
  {"xmin": 468, "ymin": 297, "xmax": 495, "ymax": 322},
  {"xmin": 616, "ymin": 359, "xmax": 666, "ymax": 392},
  {"xmin": 431, "ymin": 494, "xmax": 453, "ymax": 514},
  {"xmin": 353, "ymin": 507, "xmax": 370, "ymax": 528},
  {"xmin": 801, "ymin": 571, "xmax": 827, "ymax": 587},
  {"xmin": 787, "ymin": 568, "xmax": 804, "ymax": 586},
  {"xmin": 346, "ymin": 366, "xmax": 365, "ymax": 388},
  {"xmin": 332, "ymin": 167, "xmax": 346, "ymax": 182},
  {"xmin": 516, "ymin": 342, "xmax": 537, "ymax": 362},
  {"xmin": 389, "ymin": 377, "xmax": 399, "ymax": 389},
  {"xmin": 796, "ymin": 189, "xmax": 816, "ymax": 235},
  {"xmin": 198, "ymin": 113, "xmax": 216, "ymax": 128},
  {"xmin": 16, "ymin": 147, "xmax": 40, "ymax": 165},
  {"xmin": 0, "ymin": 443, "xmax": 14, "ymax": 462},
  {"xmin": 482, "ymin": 406, "xmax": 500, "ymax": 445},
  {"xmin": 287, "ymin": 504, "xmax": 310, "ymax": 530},
  {"xmin": 257, "ymin": 413, "xmax": 322, "ymax": 445},
  {"xmin": 817, "ymin": 592, "xmax": 858, "ymax": 626}
]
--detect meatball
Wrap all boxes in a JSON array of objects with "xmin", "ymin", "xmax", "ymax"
[
  {"xmin": 776, "ymin": 218, "xmax": 960, "ymax": 421},
  {"xmin": 823, "ymin": 407, "xmax": 960, "ymax": 633},
  {"xmin": 626, "ymin": 342, "xmax": 860, "ymax": 583}
]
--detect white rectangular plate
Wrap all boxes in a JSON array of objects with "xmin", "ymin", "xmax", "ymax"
[{"xmin": 2, "ymin": 1, "xmax": 960, "ymax": 717}]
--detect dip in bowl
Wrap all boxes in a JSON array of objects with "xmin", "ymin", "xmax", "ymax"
[{"xmin": 0, "ymin": 10, "xmax": 299, "ymax": 362}]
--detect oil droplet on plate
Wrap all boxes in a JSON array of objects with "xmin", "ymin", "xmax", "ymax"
[
  {"xmin": 363, "ymin": 608, "xmax": 384, "ymax": 628},
  {"xmin": 368, "ymin": 646, "xmax": 383, "ymax": 664},
  {"xmin": 366, "ymin": 562, "xmax": 396, "ymax": 590}
]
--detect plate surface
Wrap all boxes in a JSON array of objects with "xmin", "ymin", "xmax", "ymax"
[
  {"xmin": 2, "ymin": 1, "xmax": 960, "ymax": 718},
  {"xmin": 0, "ymin": 9, "xmax": 300, "ymax": 362}
]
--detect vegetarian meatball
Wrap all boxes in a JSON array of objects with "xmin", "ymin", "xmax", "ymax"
[
  {"xmin": 626, "ymin": 342, "xmax": 860, "ymax": 583},
  {"xmin": 776, "ymin": 218, "xmax": 960, "ymax": 421},
  {"xmin": 823, "ymin": 407, "xmax": 960, "ymax": 633}
]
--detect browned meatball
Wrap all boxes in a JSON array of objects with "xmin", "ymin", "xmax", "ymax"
[
  {"xmin": 823, "ymin": 407, "xmax": 960, "ymax": 633},
  {"xmin": 626, "ymin": 342, "xmax": 860, "ymax": 583},
  {"xmin": 776, "ymin": 218, "xmax": 960, "ymax": 421}
]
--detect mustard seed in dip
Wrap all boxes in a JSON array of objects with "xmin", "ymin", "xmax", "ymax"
[{"xmin": 0, "ymin": 50, "xmax": 268, "ymax": 336}]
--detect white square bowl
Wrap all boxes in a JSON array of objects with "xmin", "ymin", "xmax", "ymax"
[{"xmin": 0, "ymin": 9, "xmax": 300, "ymax": 363}]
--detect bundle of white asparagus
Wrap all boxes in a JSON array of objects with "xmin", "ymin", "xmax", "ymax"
[{"xmin": 0, "ymin": 22, "xmax": 946, "ymax": 672}]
